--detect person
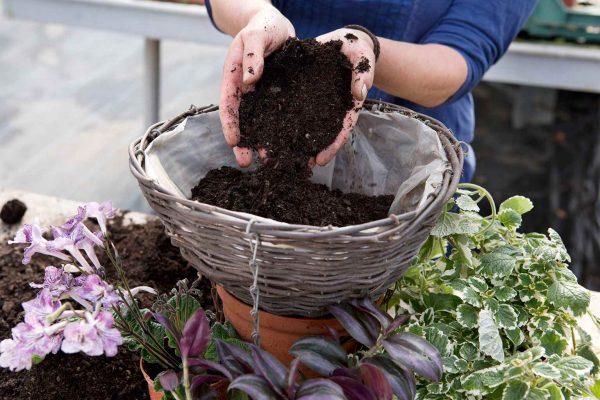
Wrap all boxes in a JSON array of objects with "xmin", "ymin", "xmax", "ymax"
[{"xmin": 204, "ymin": 0, "xmax": 538, "ymax": 182}]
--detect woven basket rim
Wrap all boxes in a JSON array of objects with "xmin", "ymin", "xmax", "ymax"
[{"xmin": 129, "ymin": 100, "xmax": 464, "ymax": 239}]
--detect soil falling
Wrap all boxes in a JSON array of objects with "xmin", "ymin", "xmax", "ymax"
[{"xmin": 192, "ymin": 38, "xmax": 393, "ymax": 226}]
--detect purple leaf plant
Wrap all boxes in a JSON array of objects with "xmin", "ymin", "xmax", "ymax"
[{"xmin": 0, "ymin": 202, "xmax": 155, "ymax": 372}]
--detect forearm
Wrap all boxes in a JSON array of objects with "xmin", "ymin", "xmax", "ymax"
[
  {"xmin": 209, "ymin": 0, "xmax": 274, "ymax": 36},
  {"xmin": 374, "ymin": 38, "xmax": 468, "ymax": 108}
]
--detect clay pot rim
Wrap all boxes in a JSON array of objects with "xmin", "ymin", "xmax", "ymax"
[{"xmin": 217, "ymin": 285, "xmax": 343, "ymax": 325}]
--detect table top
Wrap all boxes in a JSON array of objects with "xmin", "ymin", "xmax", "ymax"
[
  {"xmin": 2, "ymin": 187, "xmax": 600, "ymax": 356},
  {"xmin": 4, "ymin": 0, "xmax": 600, "ymax": 93}
]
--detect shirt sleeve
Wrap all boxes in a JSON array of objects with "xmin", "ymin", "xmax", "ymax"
[
  {"xmin": 422, "ymin": 0, "xmax": 538, "ymax": 104},
  {"xmin": 204, "ymin": 0, "xmax": 225, "ymax": 33}
]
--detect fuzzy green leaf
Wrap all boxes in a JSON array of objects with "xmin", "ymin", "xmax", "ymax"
[
  {"xmin": 526, "ymin": 388, "xmax": 550, "ymax": 400},
  {"xmin": 456, "ymin": 304, "xmax": 478, "ymax": 329},
  {"xmin": 431, "ymin": 212, "xmax": 481, "ymax": 237},
  {"xmin": 540, "ymin": 330, "xmax": 568, "ymax": 356},
  {"xmin": 505, "ymin": 328, "xmax": 524, "ymax": 347},
  {"xmin": 494, "ymin": 304, "xmax": 518, "ymax": 329},
  {"xmin": 499, "ymin": 196, "xmax": 533, "ymax": 215},
  {"xmin": 547, "ymin": 280, "xmax": 590, "ymax": 316},
  {"xmin": 468, "ymin": 277, "xmax": 488, "ymax": 293},
  {"xmin": 551, "ymin": 356, "xmax": 594, "ymax": 376},
  {"xmin": 459, "ymin": 342, "xmax": 479, "ymax": 361},
  {"xmin": 456, "ymin": 195, "xmax": 480, "ymax": 212},
  {"xmin": 493, "ymin": 287, "xmax": 517, "ymax": 302},
  {"xmin": 462, "ymin": 287, "xmax": 482, "ymax": 308},
  {"xmin": 531, "ymin": 362, "xmax": 561, "ymax": 379},
  {"xmin": 498, "ymin": 209, "xmax": 522, "ymax": 229},
  {"xmin": 479, "ymin": 251, "xmax": 516, "ymax": 280},
  {"xmin": 503, "ymin": 380, "xmax": 529, "ymax": 400},
  {"xmin": 478, "ymin": 310, "xmax": 504, "ymax": 362}
]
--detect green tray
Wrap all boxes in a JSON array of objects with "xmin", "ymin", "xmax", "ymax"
[{"xmin": 523, "ymin": 0, "xmax": 600, "ymax": 43}]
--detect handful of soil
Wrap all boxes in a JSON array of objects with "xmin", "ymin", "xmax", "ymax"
[{"xmin": 192, "ymin": 38, "xmax": 393, "ymax": 226}]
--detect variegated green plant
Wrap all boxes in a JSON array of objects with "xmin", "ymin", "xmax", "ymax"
[{"xmin": 390, "ymin": 185, "xmax": 599, "ymax": 399}]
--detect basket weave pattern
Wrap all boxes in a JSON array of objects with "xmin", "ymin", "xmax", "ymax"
[{"xmin": 129, "ymin": 101, "xmax": 464, "ymax": 317}]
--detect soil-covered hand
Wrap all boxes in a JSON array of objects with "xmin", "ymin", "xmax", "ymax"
[
  {"xmin": 219, "ymin": 8, "xmax": 295, "ymax": 167},
  {"xmin": 314, "ymin": 28, "xmax": 376, "ymax": 166}
]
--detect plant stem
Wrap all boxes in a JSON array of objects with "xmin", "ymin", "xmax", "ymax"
[
  {"xmin": 182, "ymin": 357, "xmax": 193, "ymax": 400},
  {"xmin": 458, "ymin": 183, "xmax": 497, "ymax": 235}
]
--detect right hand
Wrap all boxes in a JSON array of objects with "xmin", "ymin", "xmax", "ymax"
[{"xmin": 219, "ymin": 8, "xmax": 295, "ymax": 167}]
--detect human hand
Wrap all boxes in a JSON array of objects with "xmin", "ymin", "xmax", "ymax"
[
  {"xmin": 313, "ymin": 27, "xmax": 377, "ymax": 166},
  {"xmin": 219, "ymin": 7, "xmax": 295, "ymax": 167}
]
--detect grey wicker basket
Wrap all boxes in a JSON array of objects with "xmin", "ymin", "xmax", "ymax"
[{"xmin": 129, "ymin": 100, "xmax": 464, "ymax": 317}]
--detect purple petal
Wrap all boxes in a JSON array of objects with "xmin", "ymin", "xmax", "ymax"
[
  {"xmin": 158, "ymin": 370, "xmax": 180, "ymax": 391},
  {"xmin": 296, "ymin": 378, "xmax": 346, "ymax": 400},
  {"xmin": 228, "ymin": 375, "xmax": 277, "ymax": 400},
  {"xmin": 180, "ymin": 309, "xmax": 210, "ymax": 358},
  {"xmin": 329, "ymin": 376, "xmax": 377, "ymax": 400},
  {"xmin": 250, "ymin": 344, "xmax": 287, "ymax": 396},
  {"xmin": 360, "ymin": 363, "xmax": 393, "ymax": 400}
]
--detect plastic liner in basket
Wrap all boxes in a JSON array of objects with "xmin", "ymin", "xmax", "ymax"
[
  {"xmin": 144, "ymin": 107, "xmax": 450, "ymax": 220},
  {"xmin": 130, "ymin": 102, "xmax": 462, "ymax": 317}
]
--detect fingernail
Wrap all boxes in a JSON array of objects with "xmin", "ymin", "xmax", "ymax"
[{"xmin": 361, "ymin": 84, "xmax": 368, "ymax": 100}]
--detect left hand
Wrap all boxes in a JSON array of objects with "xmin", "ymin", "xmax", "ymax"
[{"xmin": 314, "ymin": 28, "xmax": 377, "ymax": 166}]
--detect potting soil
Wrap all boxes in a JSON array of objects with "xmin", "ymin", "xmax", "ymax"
[{"xmin": 192, "ymin": 38, "xmax": 393, "ymax": 226}]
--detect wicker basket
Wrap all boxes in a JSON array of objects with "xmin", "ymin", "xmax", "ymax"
[{"xmin": 129, "ymin": 100, "xmax": 464, "ymax": 317}]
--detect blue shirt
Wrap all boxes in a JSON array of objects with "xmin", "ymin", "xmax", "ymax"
[{"xmin": 206, "ymin": 0, "xmax": 537, "ymax": 182}]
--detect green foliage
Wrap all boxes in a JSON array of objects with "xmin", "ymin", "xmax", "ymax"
[{"xmin": 391, "ymin": 188, "xmax": 598, "ymax": 399}]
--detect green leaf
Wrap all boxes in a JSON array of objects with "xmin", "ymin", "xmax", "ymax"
[
  {"xmin": 494, "ymin": 304, "xmax": 518, "ymax": 329},
  {"xmin": 505, "ymin": 328, "xmax": 525, "ymax": 347},
  {"xmin": 498, "ymin": 209, "xmax": 522, "ymax": 229},
  {"xmin": 551, "ymin": 355, "xmax": 594, "ymax": 376},
  {"xmin": 503, "ymin": 380, "xmax": 529, "ymax": 400},
  {"xmin": 479, "ymin": 251, "xmax": 516, "ymax": 280},
  {"xmin": 547, "ymin": 280, "xmax": 590, "ymax": 316},
  {"xmin": 423, "ymin": 293, "xmax": 463, "ymax": 311},
  {"xmin": 456, "ymin": 304, "xmax": 478, "ymax": 329},
  {"xmin": 499, "ymin": 196, "xmax": 533, "ymax": 215},
  {"xmin": 545, "ymin": 384, "xmax": 565, "ymax": 400},
  {"xmin": 478, "ymin": 309, "xmax": 504, "ymax": 362},
  {"xmin": 431, "ymin": 212, "xmax": 481, "ymax": 237},
  {"xmin": 526, "ymin": 388, "xmax": 550, "ymax": 400},
  {"xmin": 459, "ymin": 342, "xmax": 479, "ymax": 361},
  {"xmin": 468, "ymin": 276, "xmax": 488, "ymax": 293},
  {"xmin": 456, "ymin": 195, "xmax": 480, "ymax": 212},
  {"xmin": 590, "ymin": 380, "xmax": 600, "ymax": 398},
  {"xmin": 462, "ymin": 287, "xmax": 482, "ymax": 307},
  {"xmin": 493, "ymin": 287, "xmax": 517, "ymax": 302},
  {"xmin": 531, "ymin": 362, "xmax": 561, "ymax": 379},
  {"xmin": 577, "ymin": 344, "xmax": 600, "ymax": 375},
  {"xmin": 540, "ymin": 330, "xmax": 568, "ymax": 356},
  {"xmin": 425, "ymin": 327, "xmax": 451, "ymax": 356},
  {"xmin": 548, "ymin": 228, "xmax": 570, "ymax": 262}
]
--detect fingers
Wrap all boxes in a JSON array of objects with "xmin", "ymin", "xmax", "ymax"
[
  {"xmin": 241, "ymin": 32, "xmax": 266, "ymax": 85},
  {"xmin": 220, "ymin": 34, "xmax": 245, "ymax": 148},
  {"xmin": 233, "ymin": 146, "xmax": 253, "ymax": 167},
  {"xmin": 315, "ymin": 106, "xmax": 360, "ymax": 166}
]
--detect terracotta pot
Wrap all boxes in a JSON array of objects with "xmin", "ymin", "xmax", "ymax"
[
  {"xmin": 217, "ymin": 286, "xmax": 352, "ymax": 367},
  {"xmin": 139, "ymin": 359, "xmax": 228, "ymax": 400},
  {"xmin": 140, "ymin": 358, "xmax": 164, "ymax": 400}
]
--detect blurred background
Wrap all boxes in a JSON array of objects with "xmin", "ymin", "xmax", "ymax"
[{"xmin": 1, "ymin": 0, "xmax": 599, "ymax": 287}]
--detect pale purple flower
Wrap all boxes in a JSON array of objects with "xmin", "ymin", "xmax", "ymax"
[
  {"xmin": 22, "ymin": 289, "xmax": 61, "ymax": 321},
  {"xmin": 12, "ymin": 313, "xmax": 63, "ymax": 357},
  {"xmin": 0, "ymin": 338, "xmax": 33, "ymax": 372},
  {"xmin": 85, "ymin": 201, "xmax": 117, "ymax": 234},
  {"xmin": 70, "ymin": 274, "xmax": 120, "ymax": 309},
  {"xmin": 61, "ymin": 311, "xmax": 122, "ymax": 357},
  {"xmin": 8, "ymin": 224, "xmax": 70, "ymax": 264},
  {"xmin": 61, "ymin": 319, "xmax": 103, "ymax": 356},
  {"xmin": 51, "ymin": 218, "xmax": 104, "ymax": 272},
  {"xmin": 30, "ymin": 266, "xmax": 73, "ymax": 297}
]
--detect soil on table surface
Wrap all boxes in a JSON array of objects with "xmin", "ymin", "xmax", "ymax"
[
  {"xmin": 0, "ymin": 216, "xmax": 206, "ymax": 400},
  {"xmin": 0, "ymin": 199, "xmax": 27, "ymax": 225},
  {"xmin": 192, "ymin": 38, "xmax": 393, "ymax": 226}
]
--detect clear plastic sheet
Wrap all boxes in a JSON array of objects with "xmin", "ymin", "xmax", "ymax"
[{"xmin": 144, "ymin": 108, "xmax": 449, "ymax": 224}]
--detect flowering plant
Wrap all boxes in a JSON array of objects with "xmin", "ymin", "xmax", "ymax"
[{"xmin": 0, "ymin": 202, "xmax": 154, "ymax": 371}]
